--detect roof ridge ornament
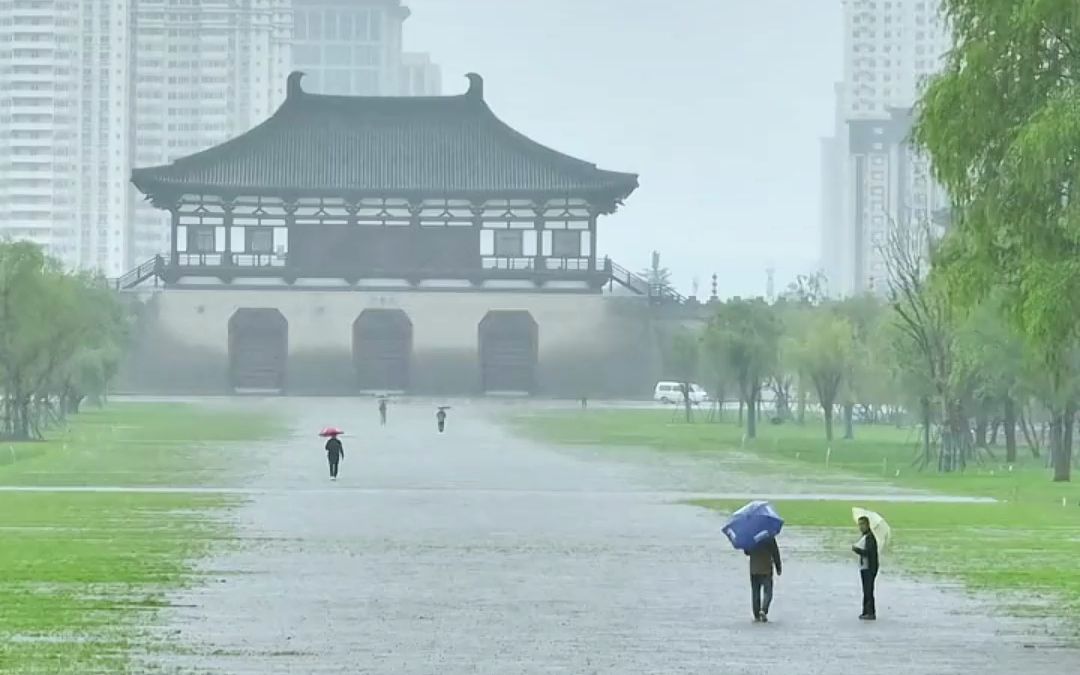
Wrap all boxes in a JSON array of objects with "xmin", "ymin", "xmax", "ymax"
[
  {"xmin": 465, "ymin": 73, "xmax": 484, "ymax": 100},
  {"xmin": 287, "ymin": 71, "xmax": 305, "ymax": 100}
]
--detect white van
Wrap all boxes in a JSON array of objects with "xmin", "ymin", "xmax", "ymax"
[{"xmin": 653, "ymin": 381, "xmax": 709, "ymax": 405}]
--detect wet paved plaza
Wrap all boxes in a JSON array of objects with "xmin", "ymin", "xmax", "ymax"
[{"xmin": 137, "ymin": 399, "xmax": 1078, "ymax": 674}]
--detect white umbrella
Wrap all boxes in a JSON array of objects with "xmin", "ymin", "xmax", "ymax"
[{"xmin": 852, "ymin": 507, "xmax": 891, "ymax": 551}]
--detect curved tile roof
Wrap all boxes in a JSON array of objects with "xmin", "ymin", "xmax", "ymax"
[{"xmin": 132, "ymin": 72, "xmax": 638, "ymax": 204}]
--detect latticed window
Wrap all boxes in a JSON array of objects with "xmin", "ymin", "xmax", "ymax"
[
  {"xmin": 552, "ymin": 230, "xmax": 581, "ymax": 258},
  {"xmin": 191, "ymin": 226, "xmax": 215, "ymax": 253},
  {"xmin": 494, "ymin": 230, "xmax": 523, "ymax": 257},
  {"xmin": 248, "ymin": 228, "xmax": 273, "ymax": 253}
]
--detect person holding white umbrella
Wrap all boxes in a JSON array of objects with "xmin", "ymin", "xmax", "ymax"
[{"xmin": 852, "ymin": 510, "xmax": 886, "ymax": 620}]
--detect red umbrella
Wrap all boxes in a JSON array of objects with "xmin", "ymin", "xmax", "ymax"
[{"xmin": 319, "ymin": 427, "xmax": 344, "ymax": 437}]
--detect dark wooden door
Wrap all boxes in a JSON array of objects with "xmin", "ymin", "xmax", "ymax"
[
  {"xmin": 353, "ymin": 309, "xmax": 412, "ymax": 391},
  {"xmin": 479, "ymin": 311, "xmax": 538, "ymax": 393},
  {"xmin": 228, "ymin": 309, "xmax": 287, "ymax": 392}
]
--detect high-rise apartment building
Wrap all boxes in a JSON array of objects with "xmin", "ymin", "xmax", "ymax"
[
  {"xmin": 0, "ymin": 0, "xmax": 78, "ymax": 269},
  {"xmin": 81, "ymin": 0, "xmax": 133, "ymax": 275},
  {"xmin": 400, "ymin": 51, "xmax": 441, "ymax": 96},
  {"xmin": 127, "ymin": 0, "xmax": 291, "ymax": 266},
  {"xmin": 842, "ymin": 0, "xmax": 950, "ymax": 118},
  {"xmin": 820, "ymin": 0, "xmax": 951, "ymax": 296},
  {"xmin": 0, "ymin": 0, "xmax": 289, "ymax": 273},
  {"xmin": 0, "ymin": 0, "xmax": 130, "ymax": 275},
  {"xmin": 289, "ymin": 0, "xmax": 408, "ymax": 96}
]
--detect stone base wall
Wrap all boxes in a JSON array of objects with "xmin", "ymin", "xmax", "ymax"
[{"xmin": 117, "ymin": 289, "xmax": 667, "ymax": 398}]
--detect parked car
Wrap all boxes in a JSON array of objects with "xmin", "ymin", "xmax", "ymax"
[{"xmin": 653, "ymin": 381, "xmax": 709, "ymax": 405}]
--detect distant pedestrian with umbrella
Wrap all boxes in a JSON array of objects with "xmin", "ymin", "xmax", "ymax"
[
  {"xmin": 852, "ymin": 508, "xmax": 888, "ymax": 621},
  {"xmin": 436, "ymin": 406, "xmax": 449, "ymax": 433},
  {"xmin": 320, "ymin": 427, "xmax": 344, "ymax": 481},
  {"xmin": 378, "ymin": 396, "xmax": 388, "ymax": 426},
  {"xmin": 721, "ymin": 500, "xmax": 785, "ymax": 622}
]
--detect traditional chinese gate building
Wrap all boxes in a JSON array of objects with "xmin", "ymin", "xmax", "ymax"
[{"xmin": 123, "ymin": 72, "xmax": 667, "ymax": 396}]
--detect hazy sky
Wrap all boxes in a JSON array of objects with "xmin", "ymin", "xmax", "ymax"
[{"xmin": 404, "ymin": 0, "xmax": 842, "ymax": 298}]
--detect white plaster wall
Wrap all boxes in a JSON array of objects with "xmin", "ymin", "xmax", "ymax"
[
  {"xmin": 154, "ymin": 290, "xmax": 614, "ymax": 356},
  {"xmin": 126, "ymin": 289, "xmax": 657, "ymax": 396}
]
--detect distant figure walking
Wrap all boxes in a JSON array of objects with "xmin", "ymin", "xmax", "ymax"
[
  {"xmin": 746, "ymin": 536, "xmax": 782, "ymax": 622},
  {"xmin": 436, "ymin": 407, "xmax": 448, "ymax": 433},
  {"xmin": 580, "ymin": 396, "xmax": 588, "ymax": 410},
  {"xmin": 378, "ymin": 397, "xmax": 388, "ymax": 426},
  {"xmin": 853, "ymin": 516, "xmax": 879, "ymax": 620},
  {"xmin": 325, "ymin": 434, "xmax": 344, "ymax": 480}
]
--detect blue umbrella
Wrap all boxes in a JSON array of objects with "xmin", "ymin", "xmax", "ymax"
[{"xmin": 721, "ymin": 500, "xmax": 784, "ymax": 551}]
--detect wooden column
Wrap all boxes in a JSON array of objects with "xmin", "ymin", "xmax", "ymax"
[
  {"xmin": 169, "ymin": 206, "xmax": 180, "ymax": 262},
  {"xmin": 222, "ymin": 198, "xmax": 235, "ymax": 266},
  {"xmin": 588, "ymin": 210, "xmax": 599, "ymax": 270},
  {"xmin": 533, "ymin": 209, "xmax": 546, "ymax": 274},
  {"xmin": 408, "ymin": 199, "xmax": 423, "ymax": 283},
  {"xmin": 344, "ymin": 199, "xmax": 360, "ymax": 284},
  {"xmin": 470, "ymin": 201, "xmax": 484, "ymax": 286},
  {"xmin": 282, "ymin": 199, "xmax": 298, "ymax": 283}
]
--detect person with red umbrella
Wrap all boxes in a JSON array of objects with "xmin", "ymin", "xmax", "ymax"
[{"xmin": 319, "ymin": 427, "xmax": 345, "ymax": 480}]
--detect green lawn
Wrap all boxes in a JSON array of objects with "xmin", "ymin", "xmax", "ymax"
[
  {"xmin": 0, "ymin": 492, "xmax": 231, "ymax": 672},
  {"xmin": 516, "ymin": 409, "xmax": 1080, "ymax": 504},
  {"xmin": 516, "ymin": 409, "xmax": 1080, "ymax": 634},
  {"xmin": 0, "ymin": 402, "xmax": 282, "ymax": 487},
  {"xmin": 0, "ymin": 403, "xmax": 282, "ymax": 673}
]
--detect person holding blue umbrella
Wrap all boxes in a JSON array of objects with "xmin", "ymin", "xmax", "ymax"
[
  {"xmin": 746, "ymin": 536, "xmax": 782, "ymax": 622},
  {"xmin": 722, "ymin": 501, "xmax": 785, "ymax": 622}
]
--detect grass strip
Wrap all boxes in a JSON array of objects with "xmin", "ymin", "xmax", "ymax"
[{"xmin": 0, "ymin": 402, "xmax": 283, "ymax": 673}]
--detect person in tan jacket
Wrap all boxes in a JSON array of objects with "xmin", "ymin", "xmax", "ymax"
[{"xmin": 746, "ymin": 537, "xmax": 783, "ymax": 622}]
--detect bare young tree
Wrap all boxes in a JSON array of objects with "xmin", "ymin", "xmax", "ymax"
[{"xmin": 880, "ymin": 221, "xmax": 971, "ymax": 471}]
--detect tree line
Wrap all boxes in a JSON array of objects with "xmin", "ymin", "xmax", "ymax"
[
  {"xmin": 663, "ymin": 2, "xmax": 1080, "ymax": 484},
  {"xmin": 0, "ymin": 241, "xmax": 128, "ymax": 440},
  {"xmin": 914, "ymin": 0, "xmax": 1080, "ymax": 482},
  {"xmin": 666, "ymin": 242, "xmax": 1076, "ymax": 483}
]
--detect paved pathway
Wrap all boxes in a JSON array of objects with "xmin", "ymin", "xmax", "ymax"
[{"xmin": 141, "ymin": 399, "xmax": 1075, "ymax": 674}]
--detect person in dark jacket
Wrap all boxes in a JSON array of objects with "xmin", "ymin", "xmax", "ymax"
[
  {"xmin": 378, "ymin": 397, "xmax": 388, "ymax": 426},
  {"xmin": 325, "ymin": 434, "xmax": 344, "ymax": 480},
  {"xmin": 436, "ymin": 407, "xmax": 448, "ymax": 433},
  {"xmin": 746, "ymin": 536, "xmax": 782, "ymax": 622},
  {"xmin": 853, "ymin": 516, "xmax": 879, "ymax": 620}
]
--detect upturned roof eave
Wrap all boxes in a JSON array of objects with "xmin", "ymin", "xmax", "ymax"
[{"xmin": 129, "ymin": 176, "xmax": 636, "ymax": 203}]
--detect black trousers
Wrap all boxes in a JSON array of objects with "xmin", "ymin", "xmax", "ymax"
[
  {"xmin": 328, "ymin": 457, "xmax": 340, "ymax": 478},
  {"xmin": 437, "ymin": 420, "xmax": 445, "ymax": 433},
  {"xmin": 751, "ymin": 574, "xmax": 774, "ymax": 618},
  {"xmin": 860, "ymin": 569, "xmax": 877, "ymax": 616}
]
